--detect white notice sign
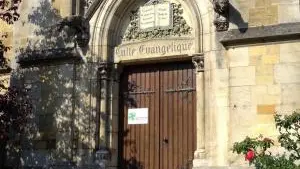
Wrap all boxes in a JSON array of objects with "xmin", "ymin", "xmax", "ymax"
[{"xmin": 128, "ymin": 108, "xmax": 148, "ymax": 125}]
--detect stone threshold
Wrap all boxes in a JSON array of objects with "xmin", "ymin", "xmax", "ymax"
[{"xmin": 220, "ymin": 22, "xmax": 300, "ymax": 47}]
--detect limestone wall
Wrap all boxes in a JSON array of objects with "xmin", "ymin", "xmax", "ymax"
[
  {"xmin": 227, "ymin": 42, "xmax": 300, "ymax": 165},
  {"xmin": 5, "ymin": 0, "xmax": 99, "ymax": 168},
  {"xmin": 3, "ymin": 0, "xmax": 300, "ymax": 168},
  {"xmin": 225, "ymin": 0, "xmax": 300, "ymax": 166},
  {"xmin": 6, "ymin": 63, "xmax": 99, "ymax": 168},
  {"xmin": 230, "ymin": 0, "xmax": 300, "ymax": 29}
]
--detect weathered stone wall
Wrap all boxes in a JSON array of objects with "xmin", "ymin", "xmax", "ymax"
[
  {"xmin": 227, "ymin": 41, "xmax": 300, "ymax": 165},
  {"xmin": 222, "ymin": 0, "xmax": 300, "ymax": 166},
  {"xmin": 7, "ymin": 62, "xmax": 99, "ymax": 168},
  {"xmin": 3, "ymin": 0, "xmax": 300, "ymax": 168},
  {"xmin": 6, "ymin": 0, "xmax": 99, "ymax": 168},
  {"xmin": 230, "ymin": 0, "xmax": 300, "ymax": 29}
]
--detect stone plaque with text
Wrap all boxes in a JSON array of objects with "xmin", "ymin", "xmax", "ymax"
[
  {"xmin": 115, "ymin": 38, "xmax": 195, "ymax": 62},
  {"xmin": 139, "ymin": 2, "xmax": 173, "ymax": 30}
]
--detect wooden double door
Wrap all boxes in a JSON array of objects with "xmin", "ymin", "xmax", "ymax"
[{"xmin": 119, "ymin": 61, "xmax": 196, "ymax": 169}]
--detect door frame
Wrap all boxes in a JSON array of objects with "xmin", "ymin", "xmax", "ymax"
[{"xmin": 117, "ymin": 60, "xmax": 199, "ymax": 169}]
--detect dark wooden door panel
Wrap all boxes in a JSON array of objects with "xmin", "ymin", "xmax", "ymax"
[
  {"xmin": 160, "ymin": 62, "xmax": 196, "ymax": 169},
  {"xmin": 119, "ymin": 62, "xmax": 196, "ymax": 169},
  {"xmin": 120, "ymin": 66, "xmax": 160, "ymax": 169}
]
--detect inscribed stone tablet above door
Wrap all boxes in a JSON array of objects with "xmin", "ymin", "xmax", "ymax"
[
  {"xmin": 139, "ymin": 2, "xmax": 173, "ymax": 30},
  {"xmin": 114, "ymin": 0, "xmax": 196, "ymax": 62},
  {"xmin": 115, "ymin": 0, "xmax": 195, "ymax": 62},
  {"xmin": 122, "ymin": 0, "xmax": 192, "ymax": 42}
]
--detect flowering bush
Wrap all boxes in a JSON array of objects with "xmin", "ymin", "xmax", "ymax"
[{"xmin": 232, "ymin": 111, "xmax": 300, "ymax": 169}]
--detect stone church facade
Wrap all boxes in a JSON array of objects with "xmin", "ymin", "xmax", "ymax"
[{"xmin": 2, "ymin": 0, "xmax": 300, "ymax": 168}]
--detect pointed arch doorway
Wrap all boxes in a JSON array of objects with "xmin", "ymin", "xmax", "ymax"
[{"xmin": 119, "ymin": 61, "xmax": 196, "ymax": 169}]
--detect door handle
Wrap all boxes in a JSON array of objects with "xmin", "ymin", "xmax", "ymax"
[{"xmin": 163, "ymin": 138, "xmax": 169, "ymax": 144}]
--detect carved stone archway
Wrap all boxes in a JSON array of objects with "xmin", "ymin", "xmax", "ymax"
[
  {"xmin": 87, "ymin": 0, "xmax": 215, "ymax": 168},
  {"xmin": 89, "ymin": 0, "xmax": 208, "ymax": 61}
]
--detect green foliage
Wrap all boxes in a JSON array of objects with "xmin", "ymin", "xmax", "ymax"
[
  {"xmin": 233, "ymin": 136, "xmax": 274, "ymax": 154},
  {"xmin": 254, "ymin": 155, "xmax": 296, "ymax": 169},
  {"xmin": 275, "ymin": 112, "xmax": 300, "ymax": 161},
  {"xmin": 232, "ymin": 111, "xmax": 300, "ymax": 169},
  {"xmin": 0, "ymin": 0, "xmax": 22, "ymax": 71}
]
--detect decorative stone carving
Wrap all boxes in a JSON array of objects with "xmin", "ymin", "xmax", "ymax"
[
  {"xmin": 98, "ymin": 62, "xmax": 112, "ymax": 80},
  {"xmin": 192, "ymin": 55, "xmax": 204, "ymax": 72},
  {"xmin": 145, "ymin": 0, "xmax": 165, "ymax": 5},
  {"xmin": 122, "ymin": 2, "xmax": 192, "ymax": 42},
  {"xmin": 85, "ymin": 0, "xmax": 94, "ymax": 8},
  {"xmin": 84, "ymin": 0, "xmax": 95, "ymax": 13},
  {"xmin": 213, "ymin": 0, "xmax": 229, "ymax": 32}
]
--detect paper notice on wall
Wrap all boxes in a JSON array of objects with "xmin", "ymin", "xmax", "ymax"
[{"xmin": 128, "ymin": 108, "xmax": 148, "ymax": 124}]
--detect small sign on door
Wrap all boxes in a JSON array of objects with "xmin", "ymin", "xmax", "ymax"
[{"xmin": 128, "ymin": 108, "xmax": 148, "ymax": 125}]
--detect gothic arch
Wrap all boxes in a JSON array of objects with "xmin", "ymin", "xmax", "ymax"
[{"xmin": 87, "ymin": 0, "xmax": 216, "ymax": 167}]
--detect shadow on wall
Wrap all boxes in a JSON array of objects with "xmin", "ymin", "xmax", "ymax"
[
  {"xmin": 5, "ymin": 0, "xmax": 96, "ymax": 168},
  {"xmin": 228, "ymin": 3, "xmax": 248, "ymax": 33}
]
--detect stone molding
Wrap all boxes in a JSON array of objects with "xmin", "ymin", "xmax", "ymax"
[
  {"xmin": 84, "ymin": 0, "xmax": 102, "ymax": 19},
  {"xmin": 220, "ymin": 22, "xmax": 300, "ymax": 47},
  {"xmin": 17, "ymin": 47, "xmax": 82, "ymax": 67},
  {"xmin": 213, "ymin": 0, "xmax": 229, "ymax": 32},
  {"xmin": 192, "ymin": 55, "xmax": 204, "ymax": 72}
]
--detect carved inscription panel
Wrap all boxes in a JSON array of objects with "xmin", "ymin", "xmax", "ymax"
[
  {"xmin": 139, "ymin": 2, "xmax": 173, "ymax": 30},
  {"xmin": 140, "ymin": 5, "xmax": 155, "ymax": 30},
  {"xmin": 115, "ymin": 38, "xmax": 195, "ymax": 62}
]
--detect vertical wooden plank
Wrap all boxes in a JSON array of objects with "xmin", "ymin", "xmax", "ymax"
[
  {"xmin": 164, "ymin": 64, "xmax": 171, "ymax": 169},
  {"xmin": 136, "ymin": 68, "xmax": 142, "ymax": 165},
  {"xmin": 159, "ymin": 66, "xmax": 164, "ymax": 169},
  {"xmin": 131, "ymin": 69, "xmax": 138, "ymax": 163},
  {"xmin": 126, "ymin": 70, "xmax": 131, "ymax": 163},
  {"xmin": 121, "ymin": 71, "xmax": 127, "ymax": 166},
  {"xmin": 140, "ymin": 67, "xmax": 145, "ymax": 168},
  {"xmin": 155, "ymin": 68, "xmax": 160, "ymax": 169},
  {"xmin": 166, "ymin": 64, "xmax": 172, "ymax": 169},
  {"xmin": 159, "ymin": 67, "xmax": 162, "ymax": 169},
  {"xmin": 170, "ymin": 65, "xmax": 174, "ymax": 169},
  {"xmin": 144, "ymin": 67, "xmax": 150, "ymax": 169},
  {"xmin": 187, "ymin": 65, "xmax": 193, "ymax": 162},
  {"xmin": 179, "ymin": 63, "xmax": 184, "ymax": 168},
  {"xmin": 183, "ymin": 65, "xmax": 188, "ymax": 168},
  {"xmin": 174, "ymin": 63, "xmax": 180, "ymax": 169},
  {"xmin": 149, "ymin": 69, "xmax": 154, "ymax": 169}
]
